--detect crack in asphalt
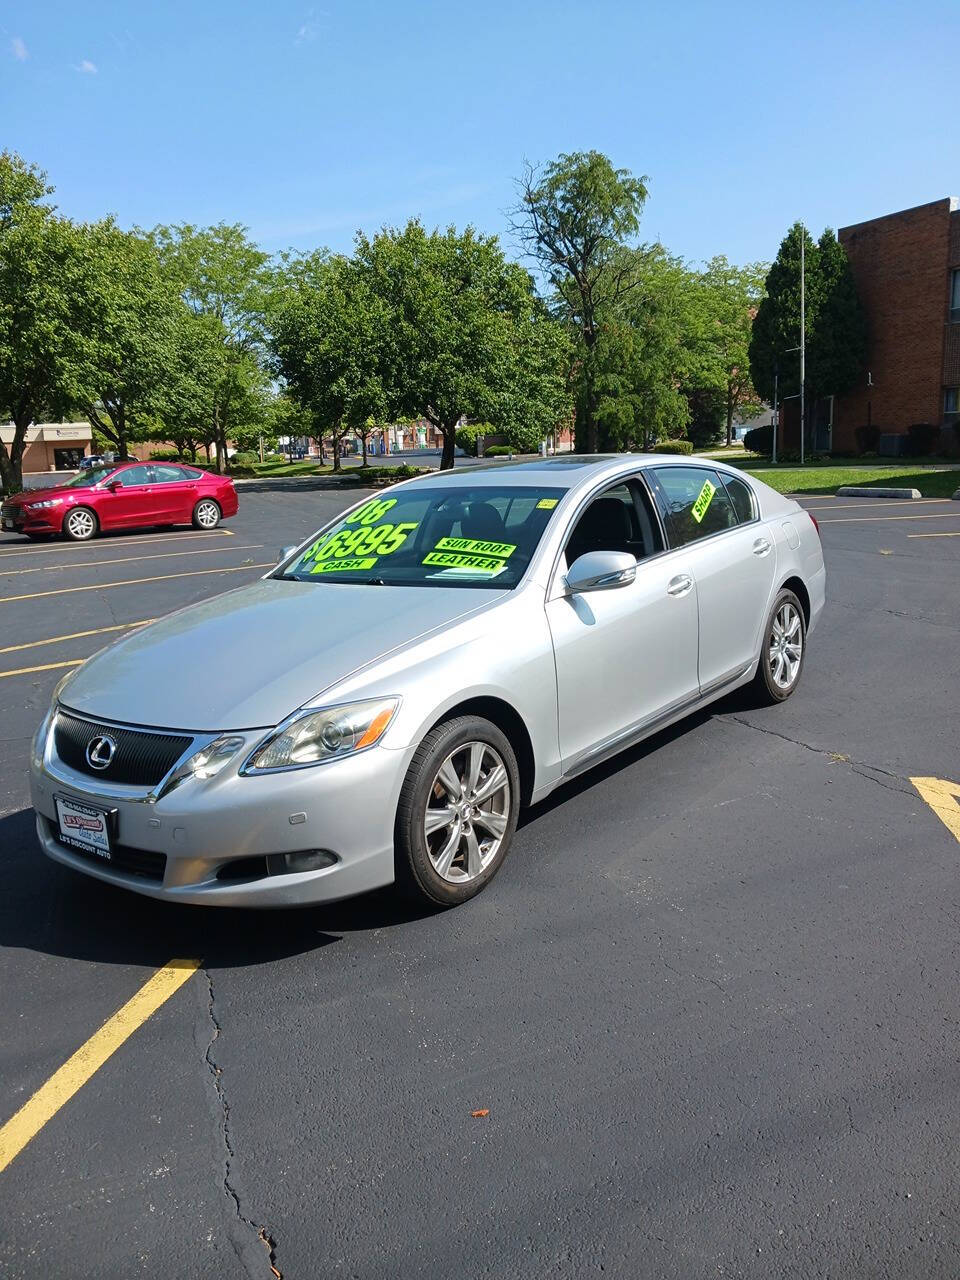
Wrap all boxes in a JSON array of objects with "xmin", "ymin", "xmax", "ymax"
[
  {"xmin": 717, "ymin": 714, "xmax": 916, "ymax": 798},
  {"xmin": 829, "ymin": 599, "xmax": 960, "ymax": 633},
  {"xmin": 204, "ymin": 969, "xmax": 282, "ymax": 1279}
]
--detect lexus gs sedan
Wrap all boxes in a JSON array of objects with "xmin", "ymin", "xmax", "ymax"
[
  {"xmin": 2, "ymin": 461, "xmax": 238, "ymax": 541},
  {"xmin": 30, "ymin": 454, "xmax": 825, "ymax": 908}
]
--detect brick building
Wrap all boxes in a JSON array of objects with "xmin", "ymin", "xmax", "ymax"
[
  {"xmin": 780, "ymin": 196, "xmax": 960, "ymax": 454},
  {"xmin": 1, "ymin": 421, "xmax": 92, "ymax": 474}
]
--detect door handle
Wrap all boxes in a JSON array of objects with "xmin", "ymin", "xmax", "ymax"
[
  {"xmin": 752, "ymin": 537, "xmax": 772, "ymax": 557},
  {"xmin": 667, "ymin": 574, "xmax": 693, "ymax": 597}
]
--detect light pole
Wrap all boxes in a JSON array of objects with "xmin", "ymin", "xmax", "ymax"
[{"xmin": 799, "ymin": 227, "xmax": 806, "ymax": 466}]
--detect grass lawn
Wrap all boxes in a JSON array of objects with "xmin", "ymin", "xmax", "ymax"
[
  {"xmin": 726, "ymin": 460, "xmax": 960, "ymax": 498},
  {"xmin": 244, "ymin": 459, "xmax": 333, "ymax": 477}
]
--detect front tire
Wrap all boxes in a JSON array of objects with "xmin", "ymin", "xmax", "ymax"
[
  {"xmin": 192, "ymin": 499, "xmax": 221, "ymax": 530},
  {"xmin": 752, "ymin": 588, "xmax": 806, "ymax": 704},
  {"xmin": 395, "ymin": 715, "xmax": 521, "ymax": 907},
  {"xmin": 63, "ymin": 506, "xmax": 98, "ymax": 541}
]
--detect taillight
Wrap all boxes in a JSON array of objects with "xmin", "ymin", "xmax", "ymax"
[{"xmin": 808, "ymin": 513, "xmax": 820, "ymax": 538}]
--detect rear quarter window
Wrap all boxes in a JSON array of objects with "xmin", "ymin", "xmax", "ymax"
[{"xmin": 721, "ymin": 474, "xmax": 757, "ymax": 524}]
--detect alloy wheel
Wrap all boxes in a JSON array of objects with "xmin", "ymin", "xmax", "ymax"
[
  {"xmin": 66, "ymin": 509, "xmax": 95, "ymax": 539},
  {"xmin": 769, "ymin": 601, "xmax": 803, "ymax": 690},
  {"xmin": 196, "ymin": 500, "xmax": 219, "ymax": 528},
  {"xmin": 423, "ymin": 741, "xmax": 511, "ymax": 884}
]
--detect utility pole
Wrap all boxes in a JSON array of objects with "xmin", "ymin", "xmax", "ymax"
[
  {"xmin": 799, "ymin": 227, "xmax": 806, "ymax": 466},
  {"xmin": 772, "ymin": 363, "xmax": 779, "ymax": 465}
]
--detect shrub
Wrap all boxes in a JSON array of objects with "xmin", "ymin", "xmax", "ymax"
[
  {"xmin": 743, "ymin": 424, "xmax": 773, "ymax": 455},
  {"xmin": 854, "ymin": 424, "xmax": 881, "ymax": 455},
  {"xmin": 484, "ymin": 444, "xmax": 513, "ymax": 456},
  {"xmin": 907, "ymin": 422, "xmax": 939, "ymax": 457},
  {"xmin": 229, "ymin": 451, "xmax": 259, "ymax": 467},
  {"xmin": 149, "ymin": 449, "xmax": 183, "ymax": 462},
  {"xmin": 651, "ymin": 438, "xmax": 694, "ymax": 455}
]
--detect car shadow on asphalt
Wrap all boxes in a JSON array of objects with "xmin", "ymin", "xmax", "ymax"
[{"xmin": 0, "ymin": 807, "xmax": 442, "ymax": 971}]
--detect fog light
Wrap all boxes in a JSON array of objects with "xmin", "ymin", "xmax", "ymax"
[{"xmin": 266, "ymin": 850, "xmax": 338, "ymax": 875}]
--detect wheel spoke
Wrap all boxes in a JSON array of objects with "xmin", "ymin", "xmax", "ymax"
[
  {"xmin": 464, "ymin": 827, "xmax": 482, "ymax": 878},
  {"xmin": 473, "ymin": 807, "xmax": 507, "ymax": 838},
  {"xmin": 436, "ymin": 757, "xmax": 462, "ymax": 800},
  {"xmin": 785, "ymin": 614, "xmax": 801, "ymax": 639},
  {"xmin": 433, "ymin": 825, "xmax": 461, "ymax": 878},
  {"xmin": 473, "ymin": 764, "xmax": 507, "ymax": 806},
  {"xmin": 424, "ymin": 805, "xmax": 456, "ymax": 836},
  {"xmin": 465, "ymin": 742, "xmax": 485, "ymax": 795}
]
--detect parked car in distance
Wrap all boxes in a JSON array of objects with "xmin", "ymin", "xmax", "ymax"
[
  {"xmin": 1, "ymin": 461, "xmax": 238, "ymax": 541},
  {"xmin": 30, "ymin": 455, "xmax": 825, "ymax": 910},
  {"xmin": 78, "ymin": 454, "xmax": 106, "ymax": 470}
]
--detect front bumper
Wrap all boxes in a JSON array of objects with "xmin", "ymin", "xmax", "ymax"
[
  {"xmin": 30, "ymin": 715, "xmax": 414, "ymax": 907},
  {"xmin": 2, "ymin": 503, "xmax": 61, "ymax": 534}
]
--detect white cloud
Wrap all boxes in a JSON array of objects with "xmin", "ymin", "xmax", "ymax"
[
  {"xmin": 11, "ymin": 36, "xmax": 28, "ymax": 61},
  {"xmin": 76, "ymin": 59, "xmax": 97, "ymax": 74},
  {"xmin": 295, "ymin": 8, "xmax": 328, "ymax": 43}
]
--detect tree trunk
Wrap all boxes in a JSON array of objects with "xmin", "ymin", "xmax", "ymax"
[
  {"xmin": 440, "ymin": 425, "xmax": 456, "ymax": 470},
  {"xmin": 361, "ymin": 434, "xmax": 368, "ymax": 467},
  {"xmin": 332, "ymin": 429, "xmax": 341, "ymax": 473},
  {"xmin": 0, "ymin": 413, "xmax": 31, "ymax": 493}
]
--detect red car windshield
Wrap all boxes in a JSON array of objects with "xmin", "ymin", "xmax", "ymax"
[{"xmin": 58, "ymin": 466, "xmax": 119, "ymax": 489}]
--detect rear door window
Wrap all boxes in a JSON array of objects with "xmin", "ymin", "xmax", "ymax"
[
  {"xmin": 650, "ymin": 466, "xmax": 738, "ymax": 547},
  {"xmin": 152, "ymin": 465, "xmax": 190, "ymax": 484},
  {"xmin": 720, "ymin": 474, "xmax": 757, "ymax": 524}
]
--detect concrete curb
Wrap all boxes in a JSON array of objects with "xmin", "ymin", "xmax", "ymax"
[{"xmin": 835, "ymin": 486, "xmax": 921, "ymax": 499}]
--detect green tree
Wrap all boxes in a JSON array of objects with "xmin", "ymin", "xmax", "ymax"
[
  {"xmin": 355, "ymin": 221, "xmax": 569, "ymax": 468},
  {"xmin": 151, "ymin": 223, "xmax": 272, "ymax": 472},
  {"xmin": 0, "ymin": 154, "xmax": 89, "ymax": 492},
  {"xmin": 271, "ymin": 252, "xmax": 387, "ymax": 473},
  {"xmin": 514, "ymin": 151, "xmax": 648, "ymax": 451},
  {"xmin": 74, "ymin": 221, "xmax": 194, "ymax": 458},
  {"xmin": 695, "ymin": 256, "xmax": 767, "ymax": 445},
  {"xmin": 749, "ymin": 223, "xmax": 866, "ymax": 450}
]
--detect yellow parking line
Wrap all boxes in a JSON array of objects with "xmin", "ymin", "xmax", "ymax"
[
  {"xmin": 906, "ymin": 531, "xmax": 960, "ymax": 539},
  {"xmin": 0, "ymin": 659, "xmax": 85, "ymax": 679},
  {"xmin": 0, "ymin": 620, "xmax": 155, "ymax": 655},
  {"xmin": 817, "ymin": 513, "xmax": 960, "ymax": 524},
  {"xmin": 0, "ymin": 958, "xmax": 201, "ymax": 1174},
  {"xmin": 0, "ymin": 562, "xmax": 273, "ymax": 604},
  {"xmin": 0, "ymin": 530, "xmax": 233, "ymax": 558},
  {"xmin": 0, "ymin": 544, "xmax": 263, "ymax": 577}
]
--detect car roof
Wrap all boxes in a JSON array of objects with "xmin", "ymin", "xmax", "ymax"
[{"xmin": 399, "ymin": 453, "xmax": 742, "ymax": 493}]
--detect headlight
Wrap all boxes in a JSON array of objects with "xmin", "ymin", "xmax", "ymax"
[
  {"xmin": 157, "ymin": 734, "xmax": 246, "ymax": 797},
  {"xmin": 28, "ymin": 498, "xmax": 63, "ymax": 510},
  {"xmin": 243, "ymin": 698, "xmax": 400, "ymax": 773}
]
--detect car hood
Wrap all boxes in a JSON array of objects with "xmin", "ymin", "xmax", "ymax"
[
  {"xmin": 5, "ymin": 483, "xmax": 93, "ymax": 507},
  {"xmin": 58, "ymin": 577, "xmax": 507, "ymax": 731}
]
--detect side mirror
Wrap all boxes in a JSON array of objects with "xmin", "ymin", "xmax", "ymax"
[
  {"xmin": 564, "ymin": 550, "xmax": 636, "ymax": 595},
  {"xmin": 277, "ymin": 545, "xmax": 296, "ymax": 565},
  {"xmin": 105, "ymin": 479, "xmax": 121, "ymax": 492}
]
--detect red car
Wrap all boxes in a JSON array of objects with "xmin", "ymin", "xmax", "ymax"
[{"xmin": 1, "ymin": 462, "xmax": 239, "ymax": 542}]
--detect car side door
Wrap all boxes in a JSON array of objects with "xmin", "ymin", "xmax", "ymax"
[
  {"xmin": 150, "ymin": 464, "xmax": 197, "ymax": 523},
  {"xmin": 648, "ymin": 466, "xmax": 778, "ymax": 694},
  {"xmin": 96, "ymin": 464, "xmax": 157, "ymax": 529},
  {"xmin": 544, "ymin": 476, "xmax": 701, "ymax": 776}
]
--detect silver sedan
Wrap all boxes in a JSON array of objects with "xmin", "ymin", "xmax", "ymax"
[{"xmin": 30, "ymin": 455, "xmax": 825, "ymax": 908}]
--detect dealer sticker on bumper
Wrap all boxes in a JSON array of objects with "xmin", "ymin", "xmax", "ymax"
[{"xmin": 55, "ymin": 796, "xmax": 112, "ymax": 859}]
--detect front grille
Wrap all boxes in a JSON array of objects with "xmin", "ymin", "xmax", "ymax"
[
  {"xmin": 54, "ymin": 709, "xmax": 193, "ymax": 786},
  {"xmin": 53, "ymin": 832, "xmax": 167, "ymax": 881}
]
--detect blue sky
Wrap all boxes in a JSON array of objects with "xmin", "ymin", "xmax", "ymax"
[{"xmin": 3, "ymin": 0, "xmax": 958, "ymax": 268}]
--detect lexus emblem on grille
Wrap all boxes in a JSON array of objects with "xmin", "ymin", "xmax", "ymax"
[{"xmin": 86, "ymin": 734, "xmax": 117, "ymax": 771}]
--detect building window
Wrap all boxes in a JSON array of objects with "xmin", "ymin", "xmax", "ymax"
[
  {"xmin": 945, "ymin": 387, "xmax": 959, "ymax": 416},
  {"xmin": 952, "ymin": 269, "xmax": 960, "ymax": 322}
]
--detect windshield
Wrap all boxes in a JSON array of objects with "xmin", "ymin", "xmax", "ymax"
[
  {"xmin": 277, "ymin": 486, "xmax": 565, "ymax": 589},
  {"xmin": 60, "ymin": 466, "xmax": 118, "ymax": 489}
]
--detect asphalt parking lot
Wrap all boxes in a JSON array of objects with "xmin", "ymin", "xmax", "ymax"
[{"xmin": 1, "ymin": 487, "xmax": 958, "ymax": 1279}]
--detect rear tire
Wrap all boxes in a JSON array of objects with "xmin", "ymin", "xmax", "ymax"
[
  {"xmin": 192, "ymin": 499, "xmax": 221, "ymax": 530},
  {"xmin": 395, "ymin": 715, "xmax": 521, "ymax": 907},
  {"xmin": 752, "ymin": 588, "xmax": 806, "ymax": 704},
  {"xmin": 63, "ymin": 506, "xmax": 98, "ymax": 542}
]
